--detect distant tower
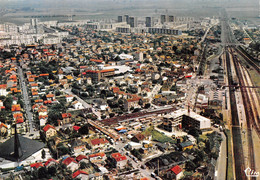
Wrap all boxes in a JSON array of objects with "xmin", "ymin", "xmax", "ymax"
[
  {"xmin": 129, "ymin": 17, "xmax": 137, "ymax": 27},
  {"xmin": 68, "ymin": 9, "xmax": 73, "ymax": 21},
  {"xmin": 118, "ymin": 16, "xmax": 123, "ymax": 22},
  {"xmin": 123, "ymin": 15, "xmax": 129, "ymax": 24},
  {"xmin": 145, "ymin": 17, "xmax": 154, "ymax": 27},
  {"xmin": 30, "ymin": 18, "xmax": 38, "ymax": 34}
]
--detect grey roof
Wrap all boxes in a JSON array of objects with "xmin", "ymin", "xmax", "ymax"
[
  {"xmin": 180, "ymin": 141, "xmax": 193, "ymax": 148},
  {"xmin": 0, "ymin": 135, "xmax": 45, "ymax": 162}
]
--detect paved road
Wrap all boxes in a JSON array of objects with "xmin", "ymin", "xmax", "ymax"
[
  {"xmin": 61, "ymin": 89, "xmax": 101, "ymax": 119},
  {"xmin": 215, "ymin": 131, "xmax": 227, "ymax": 180},
  {"xmin": 114, "ymin": 141, "xmax": 154, "ymax": 179},
  {"xmin": 148, "ymin": 84, "xmax": 162, "ymax": 103},
  {"xmin": 17, "ymin": 66, "xmax": 36, "ymax": 134}
]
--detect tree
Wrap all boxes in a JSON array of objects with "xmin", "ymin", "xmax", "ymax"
[
  {"xmin": 109, "ymin": 113, "xmax": 115, "ymax": 118},
  {"xmin": 79, "ymin": 124, "xmax": 89, "ymax": 135},
  {"xmin": 80, "ymin": 162, "xmax": 88, "ymax": 169},
  {"xmin": 188, "ymin": 129, "xmax": 201, "ymax": 138},
  {"xmin": 3, "ymin": 97, "xmax": 12, "ymax": 110},
  {"xmin": 41, "ymin": 149, "xmax": 46, "ymax": 159},
  {"xmin": 144, "ymin": 103, "xmax": 151, "ymax": 109},
  {"xmin": 38, "ymin": 167, "xmax": 48, "ymax": 179},
  {"xmin": 185, "ymin": 161, "xmax": 196, "ymax": 171},
  {"xmin": 48, "ymin": 166, "xmax": 56, "ymax": 176}
]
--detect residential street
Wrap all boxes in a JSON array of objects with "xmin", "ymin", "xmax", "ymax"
[
  {"xmin": 61, "ymin": 88, "xmax": 101, "ymax": 119},
  {"xmin": 17, "ymin": 66, "xmax": 36, "ymax": 134}
]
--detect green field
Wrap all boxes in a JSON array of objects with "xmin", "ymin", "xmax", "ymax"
[{"xmin": 143, "ymin": 126, "xmax": 175, "ymax": 143}]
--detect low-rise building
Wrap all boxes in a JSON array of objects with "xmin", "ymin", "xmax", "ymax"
[{"xmin": 43, "ymin": 124, "xmax": 57, "ymax": 140}]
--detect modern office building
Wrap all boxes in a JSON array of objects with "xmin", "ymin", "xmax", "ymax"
[
  {"xmin": 123, "ymin": 15, "xmax": 129, "ymax": 24},
  {"xmin": 161, "ymin": 14, "xmax": 169, "ymax": 24},
  {"xmin": 169, "ymin": 15, "xmax": 175, "ymax": 22},
  {"xmin": 145, "ymin": 17, "xmax": 154, "ymax": 27},
  {"xmin": 118, "ymin": 16, "xmax": 123, "ymax": 23},
  {"xmin": 159, "ymin": 109, "xmax": 211, "ymax": 132},
  {"xmin": 129, "ymin": 17, "xmax": 138, "ymax": 27}
]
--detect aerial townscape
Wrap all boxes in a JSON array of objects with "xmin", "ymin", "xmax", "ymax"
[{"xmin": 0, "ymin": 0, "xmax": 259, "ymax": 180}]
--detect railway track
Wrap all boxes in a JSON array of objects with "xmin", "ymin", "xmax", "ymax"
[
  {"xmin": 235, "ymin": 46, "xmax": 260, "ymax": 74},
  {"xmin": 225, "ymin": 47, "xmax": 246, "ymax": 180},
  {"xmin": 229, "ymin": 47, "xmax": 257, "ymax": 180}
]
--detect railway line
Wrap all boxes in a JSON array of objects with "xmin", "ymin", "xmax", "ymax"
[
  {"xmin": 225, "ymin": 47, "xmax": 246, "ymax": 180},
  {"xmin": 221, "ymin": 8, "xmax": 259, "ymax": 179},
  {"xmin": 235, "ymin": 46, "xmax": 260, "ymax": 74},
  {"xmin": 229, "ymin": 48, "xmax": 257, "ymax": 180}
]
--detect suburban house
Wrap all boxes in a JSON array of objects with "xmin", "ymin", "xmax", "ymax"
[
  {"xmin": 90, "ymin": 138, "xmax": 109, "ymax": 149},
  {"xmin": 131, "ymin": 133, "xmax": 146, "ymax": 144},
  {"xmin": 166, "ymin": 165, "xmax": 183, "ymax": 180},
  {"xmin": 179, "ymin": 141, "xmax": 193, "ymax": 151},
  {"xmin": 0, "ymin": 123, "xmax": 8, "ymax": 136},
  {"xmin": 45, "ymin": 158, "xmax": 58, "ymax": 168},
  {"xmin": 61, "ymin": 113, "xmax": 72, "ymax": 124},
  {"xmin": 89, "ymin": 152, "xmax": 106, "ymax": 164},
  {"xmin": 111, "ymin": 153, "xmax": 127, "ymax": 169},
  {"xmin": 76, "ymin": 155, "xmax": 88, "ymax": 163},
  {"xmin": 70, "ymin": 139, "xmax": 86, "ymax": 154},
  {"xmin": 43, "ymin": 124, "xmax": 57, "ymax": 140},
  {"xmin": 66, "ymin": 94, "xmax": 74, "ymax": 103},
  {"xmin": 72, "ymin": 170, "xmax": 89, "ymax": 180},
  {"xmin": 72, "ymin": 101, "xmax": 84, "ymax": 109},
  {"xmin": 62, "ymin": 157, "xmax": 79, "ymax": 172}
]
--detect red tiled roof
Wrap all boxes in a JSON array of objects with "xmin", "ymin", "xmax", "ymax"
[
  {"xmin": 35, "ymin": 99, "xmax": 43, "ymax": 103},
  {"xmin": 40, "ymin": 74, "xmax": 49, "ymax": 77},
  {"xmin": 90, "ymin": 59, "xmax": 103, "ymax": 63},
  {"xmin": 31, "ymin": 83, "xmax": 38, "ymax": 87},
  {"xmin": 30, "ymin": 162, "xmax": 43, "ymax": 169},
  {"xmin": 43, "ymin": 124, "xmax": 55, "ymax": 132},
  {"xmin": 46, "ymin": 94, "xmax": 54, "ymax": 98},
  {"xmin": 0, "ymin": 84, "xmax": 7, "ymax": 89},
  {"xmin": 100, "ymin": 69, "xmax": 114, "ymax": 73},
  {"xmin": 44, "ymin": 100, "xmax": 52, "ymax": 104},
  {"xmin": 72, "ymin": 170, "xmax": 88, "ymax": 179},
  {"xmin": 62, "ymin": 113, "xmax": 72, "ymax": 119},
  {"xmin": 0, "ymin": 122, "xmax": 8, "ymax": 129},
  {"xmin": 127, "ymin": 97, "xmax": 141, "ymax": 102},
  {"xmin": 85, "ymin": 70, "xmax": 99, "ymax": 73},
  {"xmin": 89, "ymin": 152, "xmax": 105, "ymax": 158},
  {"xmin": 11, "ymin": 104, "xmax": 21, "ymax": 112},
  {"xmin": 73, "ymin": 126, "xmax": 80, "ymax": 131},
  {"xmin": 76, "ymin": 155, "xmax": 88, "ymax": 162},
  {"xmin": 16, "ymin": 118, "xmax": 24, "ymax": 124},
  {"xmin": 111, "ymin": 153, "xmax": 127, "ymax": 162},
  {"xmin": 170, "ymin": 165, "xmax": 182, "ymax": 175},
  {"xmin": 90, "ymin": 138, "xmax": 109, "ymax": 146},
  {"xmin": 45, "ymin": 158, "xmax": 58, "ymax": 167},
  {"xmin": 62, "ymin": 157, "xmax": 77, "ymax": 166},
  {"xmin": 112, "ymin": 87, "xmax": 120, "ymax": 93},
  {"xmin": 140, "ymin": 178, "xmax": 150, "ymax": 180},
  {"xmin": 80, "ymin": 66, "xmax": 87, "ymax": 69},
  {"xmin": 39, "ymin": 115, "xmax": 48, "ymax": 120}
]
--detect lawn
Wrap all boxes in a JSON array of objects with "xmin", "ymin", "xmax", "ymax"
[{"xmin": 143, "ymin": 126, "xmax": 175, "ymax": 143}]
